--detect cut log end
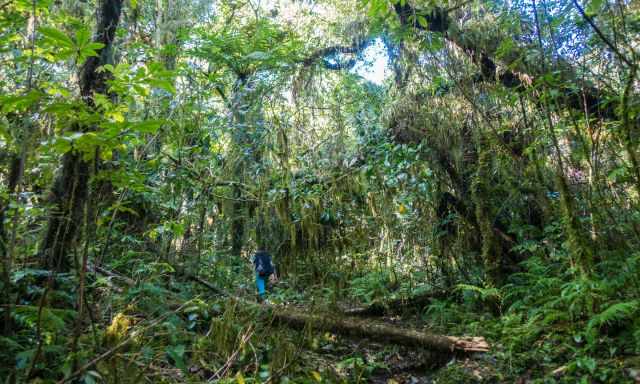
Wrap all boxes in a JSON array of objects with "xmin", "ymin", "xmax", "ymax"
[{"xmin": 448, "ymin": 336, "xmax": 491, "ymax": 352}]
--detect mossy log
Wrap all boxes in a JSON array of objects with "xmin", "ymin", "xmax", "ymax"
[
  {"xmin": 189, "ymin": 275, "xmax": 489, "ymax": 353},
  {"xmin": 267, "ymin": 305, "xmax": 488, "ymax": 353}
]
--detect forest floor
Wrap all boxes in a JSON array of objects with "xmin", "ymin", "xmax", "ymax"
[
  {"xmin": 13, "ymin": 257, "xmax": 638, "ymax": 383},
  {"xmin": 173, "ymin": 262, "xmax": 640, "ymax": 384},
  {"xmin": 171, "ymin": 270, "xmax": 525, "ymax": 383},
  {"xmin": 268, "ymin": 317, "xmax": 500, "ymax": 384},
  {"xmin": 187, "ymin": 283, "xmax": 499, "ymax": 383}
]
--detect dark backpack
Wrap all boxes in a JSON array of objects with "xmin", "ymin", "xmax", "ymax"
[{"xmin": 254, "ymin": 251, "xmax": 273, "ymax": 277}]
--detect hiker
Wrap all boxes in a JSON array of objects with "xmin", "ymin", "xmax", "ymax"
[{"xmin": 252, "ymin": 247, "xmax": 276, "ymax": 302}]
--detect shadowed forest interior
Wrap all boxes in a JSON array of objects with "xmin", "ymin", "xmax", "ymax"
[{"xmin": 1, "ymin": 0, "xmax": 639, "ymax": 382}]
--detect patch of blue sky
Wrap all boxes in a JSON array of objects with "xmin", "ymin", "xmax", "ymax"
[{"xmin": 350, "ymin": 38, "xmax": 392, "ymax": 85}]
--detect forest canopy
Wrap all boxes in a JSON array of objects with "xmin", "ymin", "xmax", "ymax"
[{"xmin": 0, "ymin": 0, "xmax": 639, "ymax": 382}]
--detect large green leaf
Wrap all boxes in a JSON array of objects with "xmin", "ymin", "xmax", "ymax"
[{"xmin": 39, "ymin": 26, "xmax": 74, "ymax": 48}]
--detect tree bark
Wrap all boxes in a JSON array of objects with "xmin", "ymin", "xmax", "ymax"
[
  {"xmin": 40, "ymin": 0, "xmax": 124, "ymax": 271},
  {"xmin": 269, "ymin": 307, "xmax": 488, "ymax": 353},
  {"xmin": 0, "ymin": 152, "xmax": 21, "ymax": 336},
  {"xmin": 41, "ymin": 152, "xmax": 90, "ymax": 271}
]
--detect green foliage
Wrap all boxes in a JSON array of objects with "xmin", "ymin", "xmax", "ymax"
[
  {"xmin": 38, "ymin": 25, "xmax": 105, "ymax": 64},
  {"xmin": 193, "ymin": 18, "xmax": 302, "ymax": 78},
  {"xmin": 2, "ymin": 0, "xmax": 640, "ymax": 382},
  {"xmin": 587, "ymin": 300, "xmax": 639, "ymax": 337},
  {"xmin": 424, "ymin": 299, "xmax": 465, "ymax": 328},
  {"xmin": 14, "ymin": 305, "xmax": 76, "ymax": 332},
  {"xmin": 456, "ymin": 283, "xmax": 502, "ymax": 304},
  {"xmin": 348, "ymin": 270, "xmax": 395, "ymax": 304}
]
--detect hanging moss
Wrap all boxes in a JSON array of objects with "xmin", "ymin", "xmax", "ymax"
[{"xmin": 471, "ymin": 147, "xmax": 503, "ymax": 285}]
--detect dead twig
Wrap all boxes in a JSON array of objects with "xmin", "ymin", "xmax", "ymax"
[
  {"xmin": 208, "ymin": 325, "xmax": 255, "ymax": 382},
  {"xmin": 89, "ymin": 263, "xmax": 136, "ymax": 286}
]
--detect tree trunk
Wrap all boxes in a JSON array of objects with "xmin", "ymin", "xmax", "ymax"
[
  {"xmin": 227, "ymin": 73, "xmax": 266, "ymax": 257},
  {"xmin": 40, "ymin": 0, "xmax": 124, "ymax": 271},
  {"xmin": 228, "ymin": 186, "xmax": 246, "ymax": 258},
  {"xmin": 41, "ymin": 152, "xmax": 90, "ymax": 271},
  {"xmin": 1, "ymin": 152, "xmax": 22, "ymax": 336}
]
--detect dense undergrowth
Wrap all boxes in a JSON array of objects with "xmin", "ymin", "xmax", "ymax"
[{"xmin": 3, "ymin": 241, "xmax": 639, "ymax": 383}]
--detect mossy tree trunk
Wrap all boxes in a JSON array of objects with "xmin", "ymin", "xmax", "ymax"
[
  {"xmin": 40, "ymin": 0, "xmax": 124, "ymax": 272},
  {"xmin": 1, "ymin": 151, "xmax": 22, "ymax": 336},
  {"xmin": 227, "ymin": 73, "xmax": 267, "ymax": 257}
]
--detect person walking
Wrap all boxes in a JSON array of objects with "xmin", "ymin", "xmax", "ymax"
[{"xmin": 252, "ymin": 247, "xmax": 275, "ymax": 302}]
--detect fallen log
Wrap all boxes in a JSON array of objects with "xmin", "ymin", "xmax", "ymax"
[
  {"xmin": 189, "ymin": 276, "xmax": 489, "ymax": 353},
  {"xmin": 268, "ymin": 305, "xmax": 489, "ymax": 353},
  {"xmin": 187, "ymin": 274, "xmax": 225, "ymax": 295},
  {"xmin": 89, "ymin": 264, "xmax": 136, "ymax": 287}
]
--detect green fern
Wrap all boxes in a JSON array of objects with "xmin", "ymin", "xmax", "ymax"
[
  {"xmin": 538, "ymin": 309, "xmax": 570, "ymax": 326},
  {"xmin": 587, "ymin": 300, "xmax": 640, "ymax": 334},
  {"xmin": 456, "ymin": 283, "xmax": 502, "ymax": 302},
  {"xmin": 14, "ymin": 306, "xmax": 76, "ymax": 332},
  {"xmin": 0, "ymin": 336, "xmax": 24, "ymax": 351}
]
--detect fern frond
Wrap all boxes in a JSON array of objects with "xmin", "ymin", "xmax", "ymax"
[
  {"xmin": 0, "ymin": 336, "xmax": 24, "ymax": 351},
  {"xmin": 587, "ymin": 300, "xmax": 640, "ymax": 333},
  {"xmin": 455, "ymin": 283, "xmax": 502, "ymax": 302},
  {"xmin": 14, "ymin": 306, "xmax": 76, "ymax": 332},
  {"xmin": 539, "ymin": 309, "xmax": 570, "ymax": 326}
]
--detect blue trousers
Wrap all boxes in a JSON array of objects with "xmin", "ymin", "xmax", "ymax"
[{"xmin": 256, "ymin": 274, "xmax": 267, "ymax": 296}]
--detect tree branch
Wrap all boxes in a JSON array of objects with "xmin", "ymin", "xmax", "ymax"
[
  {"xmin": 392, "ymin": 2, "xmax": 617, "ymax": 119},
  {"xmin": 301, "ymin": 39, "xmax": 373, "ymax": 70},
  {"xmin": 571, "ymin": 0, "xmax": 635, "ymax": 69}
]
